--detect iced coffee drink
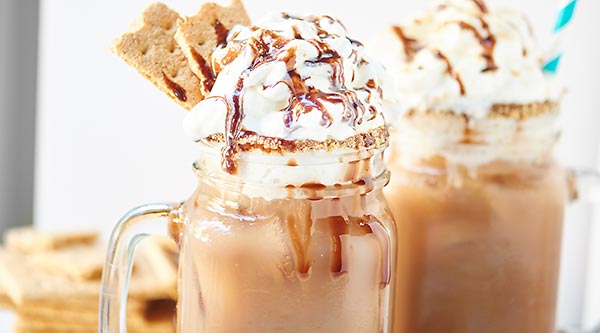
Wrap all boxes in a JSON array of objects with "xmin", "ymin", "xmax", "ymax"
[
  {"xmin": 371, "ymin": 1, "xmax": 567, "ymax": 332},
  {"xmin": 175, "ymin": 12, "xmax": 396, "ymax": 333},
  {"xmin": 103, "ymin": 2, "xmax": 398, "ymax": 332}
]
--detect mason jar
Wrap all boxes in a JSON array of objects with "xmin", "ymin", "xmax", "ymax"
[
  {"xmin": 385, "ymin": 103, "xmax": 575, "ymax": 333},
  {"xmin": 100, "ymin": 141, "xmax": 396, "ymax": 333}
]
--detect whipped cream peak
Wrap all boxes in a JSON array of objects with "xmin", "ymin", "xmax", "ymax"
[
  {"xmin": 371, "ymin": 0, "xmax": 562, "ymax": 122},
  {"xmin": 184, "ymin": 12, "xmax": 389, "ymax": 173}
]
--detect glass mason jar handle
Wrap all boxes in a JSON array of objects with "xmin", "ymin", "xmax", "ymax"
[
  {"xmin": 98, "ymin": 202, "xmax": 182, "ymax": 333},
  {"xmin": 568, "ymin": 169, "xmax": 600, "ymax": 204}
]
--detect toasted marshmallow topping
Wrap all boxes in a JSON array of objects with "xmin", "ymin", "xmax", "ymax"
[
  {"xmin": 184, "ymin": 12, "xmax": 389, "ymax": 172},
  {"xmin": 371, "ymin": 0, "xmax": 562, "ymax": 122}
]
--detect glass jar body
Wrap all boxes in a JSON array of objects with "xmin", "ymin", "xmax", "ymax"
[
  {"xmin": 176, "ymin": 175, "xmax": 396, "ymax": 333},
  {"xmin": 386, "ymin": 138, "xmax": 567, "ymax": 333}
]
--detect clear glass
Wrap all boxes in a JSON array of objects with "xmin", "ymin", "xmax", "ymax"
[
  {"xmin": 384, "ymin": 115, "xmax": 574, "ymax": 333},
  {"xmin": 100, "ymin": 145, "xmax": 396, "ymax": 333},
  {"xmin": 387, "ymin": 156, "xmax": 567, "ymax": 333}
]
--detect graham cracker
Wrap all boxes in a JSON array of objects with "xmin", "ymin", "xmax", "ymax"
[
  {"xmin": 174, "ymin": 0, "xmax": 250, "ymax": 95},
  {"xmin": 4, "ymin": 227, "xmax": 97, "ymax": 254},
  {"xmin": 205, "ymin": 126, "xmax": 390, "ymax": 153},
  {"xmin": 13, "ymin": 318, "xmax": 174, "ymax": 333},
  {"xmin": 112, "ymin": 2, "xmax": 204, "ymax": 110},
  {"xmin": 0, "ymin": 279, "xmax": 12, "ymax": 309},
  {"xmin": 0, "ymin": 238, "xmax": 176, "ymax": 306},
  {"xmin": 16, "ymin": 298, "xmax": 175, "ymax": 328},
  {"xmin": 28, "ymin": 244, "xmax": 105, "ymax": 281},
  {"xmin": 405, "ymin": 101, "xmax": 559, "ymax": 120}
]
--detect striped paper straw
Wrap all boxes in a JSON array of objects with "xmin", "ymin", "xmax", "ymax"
[{"xmin": 543, "ymin": 0, "xmax": 578, "ymax": 74}]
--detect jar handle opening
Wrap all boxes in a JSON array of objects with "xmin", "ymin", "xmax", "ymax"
[{"xmin": 98, "ymin": 202, "xmax": 182, "ymax": 333}]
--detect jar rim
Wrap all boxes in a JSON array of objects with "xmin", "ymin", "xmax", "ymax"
[
  {"xmin": 191, "ymin": 140, "xmax": 390, "ymax": 199},
  {"xmin": 194, "ymin": 139, "xmax": 389, "ymax": 167}
]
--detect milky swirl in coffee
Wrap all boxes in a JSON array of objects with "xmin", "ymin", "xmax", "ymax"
[
  {"xmin": 184, "ymin": 13, "xmax": 388, "ymax": 172},
  {"xmin": 371, "ymin": 0, "xmax": 562, "ymax": 120}
]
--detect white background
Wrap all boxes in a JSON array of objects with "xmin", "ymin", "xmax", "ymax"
[{"xmin": 35, "ymin": 0, "xmax": 600, "ymax": 330}]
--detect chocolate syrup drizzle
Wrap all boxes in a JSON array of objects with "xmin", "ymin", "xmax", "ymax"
[
  {"xmin": 162, "ymin": 72, "xmax": 187, "ymax": 102},
  {"xmin": 434, "ymin": 50, "xmax": 466, "ymax": 95},
  {"xmin": 392, "ymin": 26, "xmax": 423, "ymax": 61},
  {"xmin": 215, "ymin": 14, "xmax": 381, "ymax": 174},
  {"xmin": 191, "ymin": 48, "xmax": 216, "ymax": 92},
  {"xmin": 214, "ymin": 19, "xmax": 230, "ymax": 47},
  {"xmin": 472, "ymin": 0, "xmax": 489, "ymax": 13}
]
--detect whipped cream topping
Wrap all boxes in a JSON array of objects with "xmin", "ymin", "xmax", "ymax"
[
  {"xmin": 371, "ymin": 0, "xmax": 562, "ymax": 121},
  {"xmin": 184, "ymin": 12, "xmax": 389, "ymax": 172}
]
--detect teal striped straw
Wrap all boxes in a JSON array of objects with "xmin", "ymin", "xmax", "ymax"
[{"xmin": 543, "ymin": 0, "xmax": 578, "ymax": 74}]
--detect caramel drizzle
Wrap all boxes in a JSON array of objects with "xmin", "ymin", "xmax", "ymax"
[
  {"xmin": 392, "ymin": 26, "xmax": 423, "ymax": 61},
  {"xmin": 218, "ymin": 15, "xmax": 379, "ymax": 174},
  {"xmin": 433, "ymin": 50, "xmax": 466, "ymax": 95},
  {"xmin": 161, "ymin": 72, "xmax": 187, "ymax": 102}
]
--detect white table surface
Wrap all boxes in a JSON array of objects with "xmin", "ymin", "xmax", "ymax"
[{"xmin": 0, "ymin": 312, "xmax": 14, "ymax": 333}]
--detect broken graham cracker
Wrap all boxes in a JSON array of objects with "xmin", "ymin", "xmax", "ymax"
[
  {"xmin": 13, "ymin": 318, "xmax": 174, "ymax": 333},
  {"xmin": 4, "ymin": 227, "xmax": 98, "ymax": 254},
  {"xmin": 15, "ymin": 298, "xmax": 175, "ymax": 331},
  {"xmin": 0, "ymin": 238, "xmax": 176, "ymax": 306},
  {"xmin": 174, "ymin": 0, "xmax": 250, "ymax": 95},
  {"xmin": 0, "ymin": 279, "xmax": 13, "ymax": 309},
  {"xmin": 28, "ymin": 244, "xmax": 106, "ymax": 281},
  {"xmin": 112, "ymin": 2, "xmax": 204, "ymax": 110}
]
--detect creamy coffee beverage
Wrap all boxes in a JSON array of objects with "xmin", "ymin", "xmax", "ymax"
[
  {"xmin": 371, "ymin": 1, "xmax": 567, "ymax": 332},
  {"xmin": 177, "ymin": 12, "xmax": 396, "ymax": 333},
  {"xmin": 385, "ymin": 110, "xmax": 567, "ymax": 333},
  {"xmin": 103, "ymin": 2, "xmax": 397, "ymax": 333}
]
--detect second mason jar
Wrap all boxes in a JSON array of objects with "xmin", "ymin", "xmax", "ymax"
[{"xmin": 385, "ymin": 103, "xmax": 571, "ymax": 333}]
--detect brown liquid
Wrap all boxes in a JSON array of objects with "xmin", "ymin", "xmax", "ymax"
[
  {"xmin": 385, "ymin": 158, "xmax": 566, "ymax": 333},
  {"xmin": 176, "ymin": 180, "xmax": 394, "ymax": 333}
]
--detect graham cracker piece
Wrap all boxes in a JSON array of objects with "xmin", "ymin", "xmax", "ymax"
[
  {"xmin": 112, "ymin": 2, "xmax": 204, "ymax": 110},
  {"xmin": 0, "ymin": 238, "xmax": 175, "ymax": 306},
  {"xmin": 4, "ymin": 227, "xmax": 98, "ymax": 254},
  {"xmin": 205, "ymin": 126, "xmax": 390, "ymax": 153},
  {"xmin": 0, "ymin": 279, "xmax": 13, "ymax": 309},
  {"xmin": 174, "ymin": 0, "xmax": 250, "ymax": 95},
  {"xmin": 14, "ymin": 317, "xmax": 174, "ymax": 333},
  {"xmin": 16, "ymin": 298, "xmax": 175, "ymax": 328},
  {"xmin": 29, "ymin": 244, "xmax": 105, "ymax": 281},
  {"xmin": 405, "ymin": 101, "xmax": 559, "ymax": 120}
]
